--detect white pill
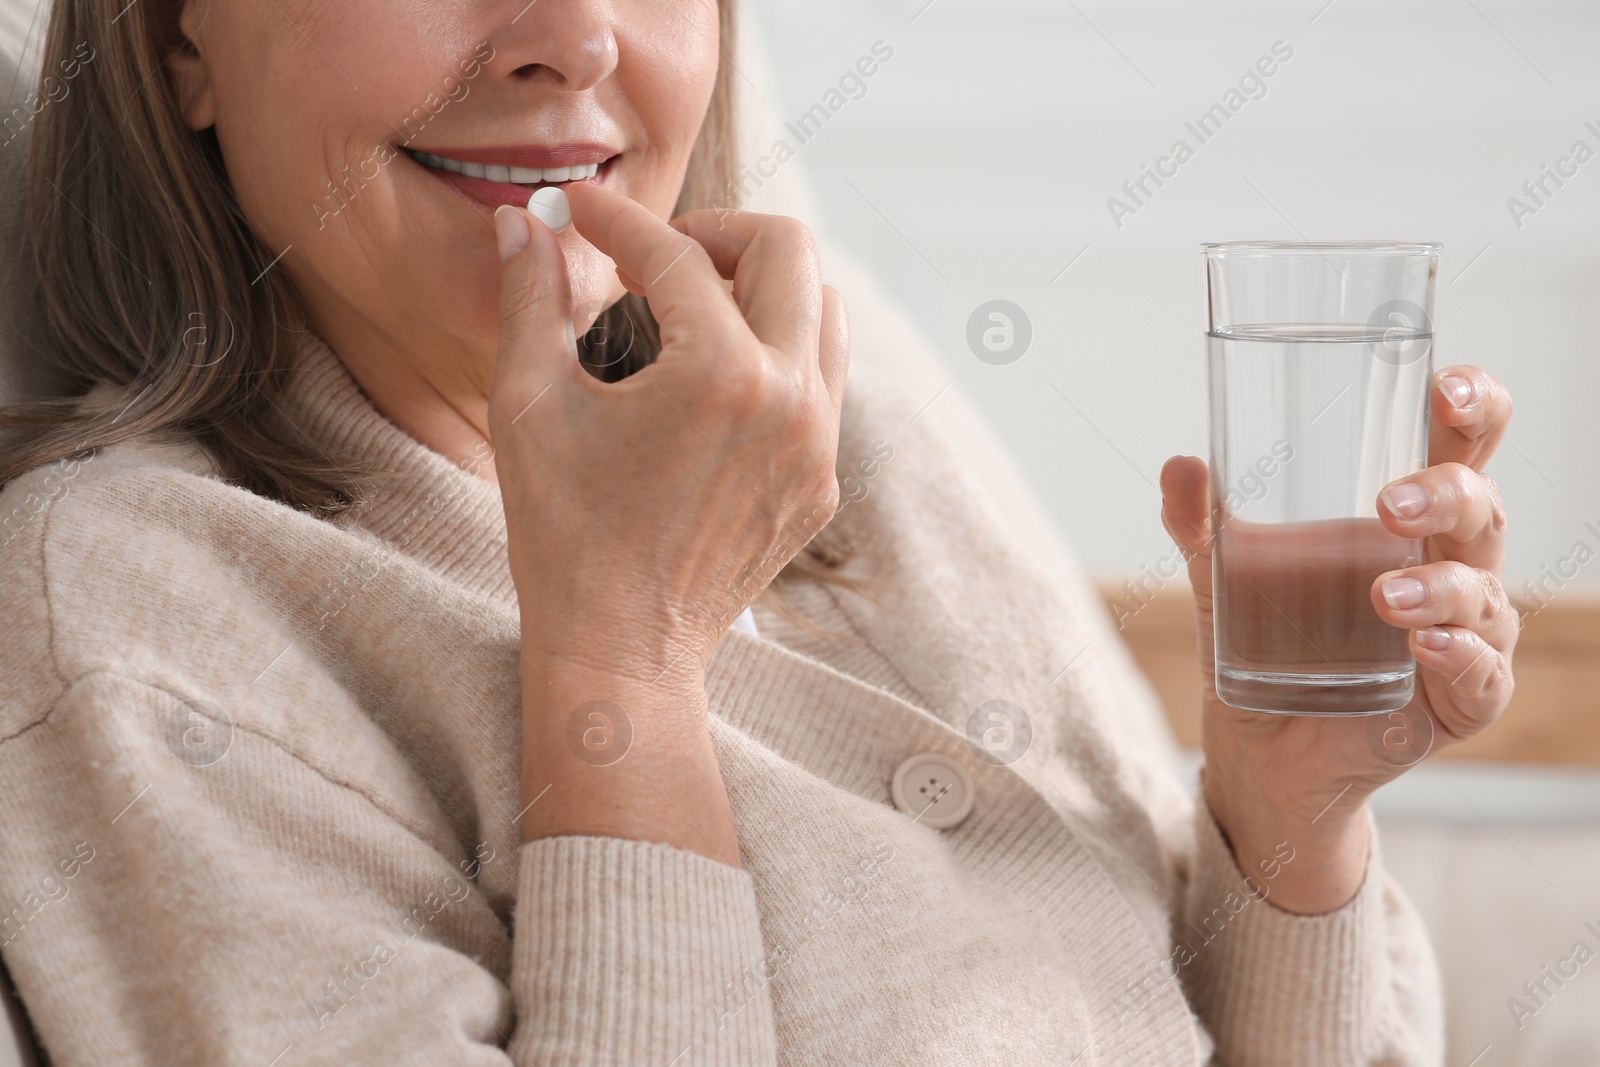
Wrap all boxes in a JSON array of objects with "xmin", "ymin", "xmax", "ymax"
[{"xmin": 526, "ymin": 186, "xmax": 571, "ymax": 233}]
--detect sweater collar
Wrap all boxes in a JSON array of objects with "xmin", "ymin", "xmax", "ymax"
[{"xmin": 279, "ymin": 330, "xmax": 517, "ymax": 605}]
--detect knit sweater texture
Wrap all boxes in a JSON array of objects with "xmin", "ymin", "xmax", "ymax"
[{"xmin": 0, "ymin": 333, "xmax": 1443, "ymax": 1065}]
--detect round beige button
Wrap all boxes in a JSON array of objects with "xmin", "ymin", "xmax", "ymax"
[{"xmin": 890, "ymin": 752, "xmax": 975, "ymax": 829}]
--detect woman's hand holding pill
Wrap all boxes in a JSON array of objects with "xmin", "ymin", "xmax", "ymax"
[
  {"xmin": 489, "ymin": 185, "xmax": 849, "ymax": 860},
  {"xmin": 1157, "ymin": 367, "xmax": 1519, "ymax": 914},
  {"xmin": 492, "ymin": 184, "xmax": 848, "ymax": 678}
]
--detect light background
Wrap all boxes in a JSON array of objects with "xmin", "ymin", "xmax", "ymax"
[{"xmin": 748, "ymin": 0, "xmax": 1600, "ymax": 599}]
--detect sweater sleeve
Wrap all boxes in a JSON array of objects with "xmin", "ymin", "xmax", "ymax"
[
  {"xmin": 510, "ymin": 836, "xmax": 777, "ymax": 1063},
  {"xmin": 1071, "ymin": 559, "xmax": 1444, "ymax": 1065},
  {"xmin": 1178, "ymin": 786, "xmax": 1444, "ymax": 1067},
  {"xmin": 0, "ymin": 671, "xmax": 777, "ymax": 1067}
]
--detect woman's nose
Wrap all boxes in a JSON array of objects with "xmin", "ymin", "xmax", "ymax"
[{"xmin": 487, "ymin": 0, "xmax": 620, "ymax": 93}]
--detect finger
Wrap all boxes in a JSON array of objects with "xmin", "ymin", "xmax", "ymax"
[
  {"xmin": 1371, "ymin": 560, "xmax": 1518, "ymax": 654},
  {"xmin": 565, "ymin": 182, "xmax": 743, "ymax": 348},
  {"xmin": 672, "ymin": 209, "xmax": 823, "ymax": 361},
  {"xmin": 1376, "ymin": 461, "xmax": 1507, "ymax": 574},
  {"xmin": 1159, "ymin": 456, "xmax": 1212, "ymax": 599},
  {"xmin": 1429, "ymin": 365, "xmax": 1513, "ymax": 470},
  {"xmin": 615, "ymin": 265, "xmax": 645, "ymax": 297},
  {"xmin": 492, "ymin": 204, "xmax": 586, "ymax": 415},
  {"xmin": 1159, "ymin": 455, "xmax": 1211, "ymax": 554},
  {"xmin": 1411, "ymin": 624, "xmax": 1514, "ymax": 737},
  {"xmin": 817, "ymin": 284, "xmax": 849, "ymax": 415}
]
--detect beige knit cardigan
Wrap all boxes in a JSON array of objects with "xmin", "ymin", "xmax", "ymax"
[{"xmin": 0, "ymin": 334, "xmax": 1442, "ymax": 1065}]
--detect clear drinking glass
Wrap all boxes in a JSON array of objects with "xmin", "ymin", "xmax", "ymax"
[{"xmin": 1203, "ymin": 241, "xmax": 1439, "ymax": 715}]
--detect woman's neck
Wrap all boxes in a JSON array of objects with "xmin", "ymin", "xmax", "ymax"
[{"xmin": 305, "ymin": 303, "xmax": 502, "ymax": 485}]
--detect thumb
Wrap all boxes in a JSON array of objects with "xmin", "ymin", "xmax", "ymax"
[
  {"xmin": 1159, "ymin": 454, "xmax": 1213, "ymax": 593},
  {"xmin": 1159, "ymin": 455, "xmax": 1211, "ymax": 552},
  {"xmin": 493, "ymin": 203, "xmax": 578, "ymax": 404}
]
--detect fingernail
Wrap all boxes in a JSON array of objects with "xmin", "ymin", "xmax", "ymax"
[
  {"xmin": 495, "ymin": 205, "xmax": 530, "ymax": 261},
  {"xmin": 1439, "ymin": 374, "xmax": 1474, "ymax": 409},
  {"xmin": 1381, "ymin": 482, "xmax": 1430, "ymax": 520},
  {"xmin": 1416, "ymin": 627, "xmax": 1451, "ymax": 651},
  {"xmin": 1382, "ymin": 576, "xmax": 1428, "ymax": 610},
  {"xmin": 527, "ymin": 186, "xmax": 572, "ymax": 233}
]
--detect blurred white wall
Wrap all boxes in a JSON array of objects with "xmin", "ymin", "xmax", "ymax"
[{"xmin": 747, "ymin": 0, "xmax": 1600, "ymax": 602}]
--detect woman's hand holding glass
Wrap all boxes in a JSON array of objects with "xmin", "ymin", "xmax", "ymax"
[{"xmin": 1159, "ymin": 367, "xmax": 1518, "ymax": 913}]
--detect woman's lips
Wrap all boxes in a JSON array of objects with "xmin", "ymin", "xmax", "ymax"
[{"xmin": 403, "ymin": 144, "xmax": 616, "ymax": 210}]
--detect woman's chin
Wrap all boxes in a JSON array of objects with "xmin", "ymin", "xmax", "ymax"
[{"xmin": 559, "ymin": 251, "xmax": 629, "ymax": 325}]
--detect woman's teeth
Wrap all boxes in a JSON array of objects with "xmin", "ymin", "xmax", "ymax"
[{"xmin": 410, "ymin": 151, "xmax": 600, "ymax": 185}]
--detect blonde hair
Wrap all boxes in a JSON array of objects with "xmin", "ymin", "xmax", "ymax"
[{"xmin": 2, "ymin": 0, "xmax": 859, "ymax": 623}]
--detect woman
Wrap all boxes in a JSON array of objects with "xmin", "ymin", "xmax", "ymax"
[{"xmin": 0, "ymin": 0, "xmax": 1517, "ymax": 1063}]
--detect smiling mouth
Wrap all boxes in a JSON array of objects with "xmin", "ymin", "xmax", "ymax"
[
  {"xmin": 400, "ymin": 145, "xmax": 616, "ymax": 210},
  {"xmin": 406, "ymin": 149, "xmax": 604, "ymax": 187}
]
